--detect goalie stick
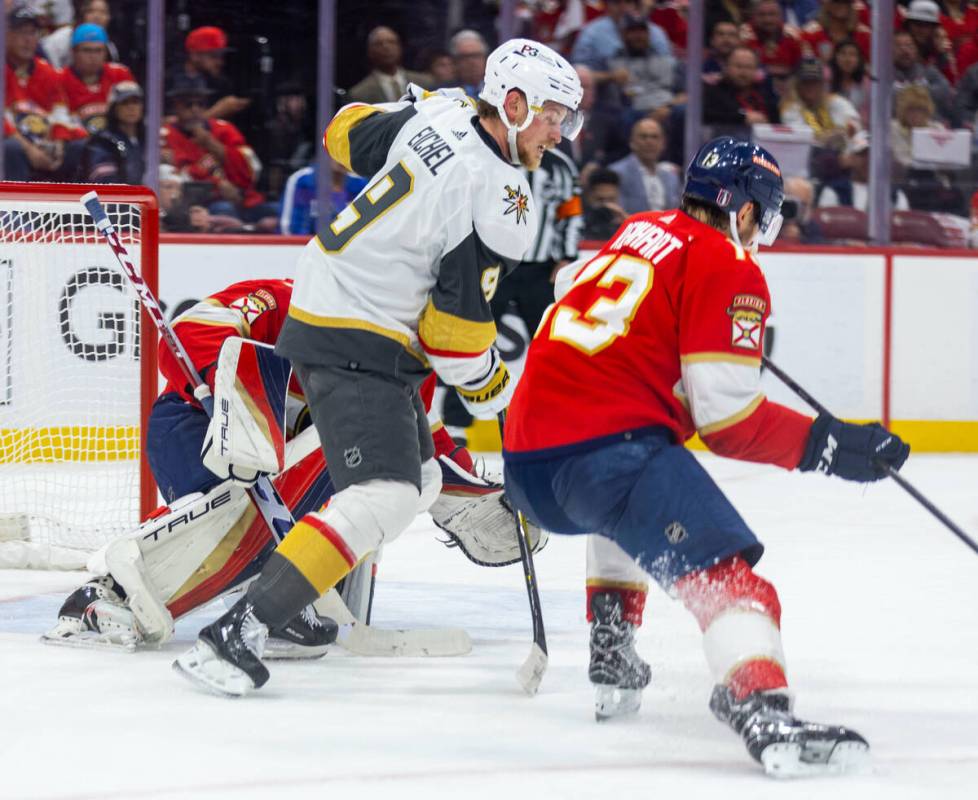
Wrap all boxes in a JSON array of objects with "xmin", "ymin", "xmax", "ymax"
[
  {"xmin": 497, "ymin": 410, "xmax": 547, "ymax": 695},
  {"xmin": 762, "ymin": 356, "xmax": 978, "ymax": 556},
  {"xmin": 82, "ymin": 191, "xmax": 471, "ymax": 656}
]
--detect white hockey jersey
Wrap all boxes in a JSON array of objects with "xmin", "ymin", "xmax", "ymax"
[{"xmin": 276, "ymin": 91, "xmax": 537, "ymax": 388}]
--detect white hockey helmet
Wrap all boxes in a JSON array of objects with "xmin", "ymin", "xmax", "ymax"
[{"xmin": 479, "ymin": 38, "xmax": 584, "ymax": 163}]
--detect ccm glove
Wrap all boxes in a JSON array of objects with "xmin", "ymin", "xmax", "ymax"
[
  {"xmin": 798, "ymin": 413, "xmax": 910, "ymax": 482},
  {"xmin": 455, "ymin": 349, "xmax": 514, "ymax": 418}
]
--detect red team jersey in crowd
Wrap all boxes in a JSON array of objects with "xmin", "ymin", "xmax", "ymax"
[
  {"xmin": 3, "ymin": 57, "xmax": 71, "ymax": 140},
  {"xmin": 159, "ymin": 279, "xmax": 300, "ymax": 404},
  {"xmin": 504, "ymin": 211, "xmax": 813, "ymax": 469},
  {"xmin": 740, "ymin": 24, "xmax": 803, "ymax": 71},
  {"xmin": 60, "ymin": 62, "xmax": 135, "ymax": 138},
  {"xmin": 161, "ymin": 119, "xmax": 264, "ymax": 208}
]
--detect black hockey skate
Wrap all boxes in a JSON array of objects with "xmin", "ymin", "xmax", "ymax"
[
  {"xmin": 710, "ymin": 684, "xmax": 870, "ymax": 777},
  {"xmin": 173, "ymin": 597, "xmax": 269, "ymax": 697},
  {"xmin": 589, "ymin": 591, "xmax": 651, "ymax": 721},
  {"xmin": 265, "ymin": 605, "xmax": 338, "ymax": 660}
]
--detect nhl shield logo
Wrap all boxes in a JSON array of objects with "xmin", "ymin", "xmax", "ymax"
[
  {"xmin": 344, "ymin": 446, "xmax": 363, "ymax": 469},
  {"xmin": 664, "ymin": 521, "xmax": 687, "ymax": 545}
]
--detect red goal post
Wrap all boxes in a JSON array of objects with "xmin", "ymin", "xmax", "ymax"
[{"xmin": 0, "ymin": 182, "xmax": 158, "ymax": 568}]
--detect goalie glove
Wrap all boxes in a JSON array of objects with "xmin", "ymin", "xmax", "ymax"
[{"xmin": 455, "ymin": 348, "xmax": 514, "ymax": 418}]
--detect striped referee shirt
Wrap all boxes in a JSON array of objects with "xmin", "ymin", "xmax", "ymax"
[{"xmin": 519, "ymin": 147, "xmax": 583, "ymax": 264}]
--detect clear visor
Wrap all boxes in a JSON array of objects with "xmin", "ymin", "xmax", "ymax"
[
  {"xmin": 532, "ymin": 102, "xmax": 585, "ymax": 140},
  {"xmin": 757, "ymin": 207, "xmax": 783, "ymax": 246}
]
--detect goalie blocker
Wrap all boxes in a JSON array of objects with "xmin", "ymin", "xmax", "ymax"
[{"xmin": 45, "ymin": 337, "xmax": 546, "ymax": 652}]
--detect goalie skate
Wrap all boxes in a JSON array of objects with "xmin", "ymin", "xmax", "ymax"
[
  {"xmin": 709, "ymin": 685, "xmax": 870, "ymax": 778},
  {"xmin": 173, "ymin": 597, "xmax": 269, "ymax": 698},
  {"xmin": 41, "ymin": 577, "xmax": 139, "ymax": 652},
  {"xmin": 589, "ymin": 591, "xmax": 651, "ymax": 721}
]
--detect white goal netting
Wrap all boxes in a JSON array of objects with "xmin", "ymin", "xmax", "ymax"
[{"xmin": 0, "ymin": 192, "xmax": 152, "ymax": 569}]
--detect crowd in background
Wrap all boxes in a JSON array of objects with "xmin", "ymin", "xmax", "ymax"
[{"xmin": 4, "ymin": 0, "xmax": 978, "ymax": 246}]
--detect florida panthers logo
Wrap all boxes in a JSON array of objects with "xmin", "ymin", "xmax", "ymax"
[
  {"xmin": 503, "ymin": 185, "xmax": 530, "ymax": 225},
  {"xmin": 229, "ymin": 293, "xmax": 271, "ymax": 326}
]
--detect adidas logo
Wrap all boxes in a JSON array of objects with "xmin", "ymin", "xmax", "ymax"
[{"xmin": 452, "ymin": 129, "xmax": 468, "ymax": 141}]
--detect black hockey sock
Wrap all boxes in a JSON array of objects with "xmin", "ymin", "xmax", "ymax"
[{"xmin": 246, "ymin": 552, "xmax": 319, "ymax": 630}]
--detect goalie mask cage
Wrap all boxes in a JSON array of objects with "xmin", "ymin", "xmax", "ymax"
[{"xmin": 0, "ymin": 182, "xmax": 158, "ymax": 569}]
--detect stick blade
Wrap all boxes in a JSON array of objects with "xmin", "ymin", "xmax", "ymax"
[
  {"xmin": 517, "ymin": 643, "xmax": 548, "ymax": 695},
  {"xmin": 340, "ymin": 624, "xmax": 471, "ymax": 657}
]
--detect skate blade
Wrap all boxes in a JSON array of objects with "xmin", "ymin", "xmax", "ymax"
[
  {"xmin": 263, "ymin": 641, "xmax": 329, "ymax": 660},
  {"xmin": 172, "ymin": 639, "xmax": 255, "ymax": 698},
  {"xmin": 40, "ymin": 630, "xmax": 137, "ymax": 653},
  {"xmin": 595, "ymin": 686, "xmax": 643, "ymax": 721},
  {"xmin": 761, "ymin": 739, "xmax": 870, "ymax": 778}
]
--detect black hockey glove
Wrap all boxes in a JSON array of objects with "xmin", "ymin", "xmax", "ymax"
[{"xmin": 798, "ymin": 413, "xmax": 909, "ymax": 482}]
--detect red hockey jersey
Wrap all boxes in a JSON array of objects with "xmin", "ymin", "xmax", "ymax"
[
  {"xmin": 159, "ymin": 279, "xmax": 300, "ymax": 405},
  {"xmin": 161, "ymin": 119, "xmax": 264, "ymax": 208},
  {"xmin": 4, "ymin": 57, "xmax": 71, "ymax": 140},
  {"xmin": 504, "ymin": 211, "xmax": 813, "ymax": 469},
  {"xmin": 60, "ymin": 62, "xmax": 135, "ymax": 138}
]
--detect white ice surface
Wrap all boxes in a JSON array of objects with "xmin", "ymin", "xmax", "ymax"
[{"xmin": 1, "ymin": 453, "xmax": 977, "ymax": 800}]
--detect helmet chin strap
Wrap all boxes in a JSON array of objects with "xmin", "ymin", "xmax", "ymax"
[
  {"xmin": 728, "ymin": 210, "xmax": 759, "ymax": 255},
  {"xmin": 497, "ymin": 101, "xmax": 535, "ymax": 166}
]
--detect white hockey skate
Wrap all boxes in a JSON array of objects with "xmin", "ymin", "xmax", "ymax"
[{"xmin": 41, "ymin": 577, "xmax": 140, "ymax": 652}]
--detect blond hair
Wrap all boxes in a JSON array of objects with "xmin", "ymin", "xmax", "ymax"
[{"xmin": 894, "ymin": 84, "xmax": 935, "ymax": 122}]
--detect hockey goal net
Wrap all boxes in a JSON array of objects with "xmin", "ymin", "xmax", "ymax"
[{"xmin": 0, "ymin": 182, "xmax": 157, "ymax": 569}]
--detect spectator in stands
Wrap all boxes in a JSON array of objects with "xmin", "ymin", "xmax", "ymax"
[
  {"xmin": 952, "ymin": 58, "xmax": 978, "ymax": 128},
  {"xmin": 278, "ymin": 161, "xmax": 369, "ymax": 236},
  {"xmin": 561, "ymin": 64, "xmax": 627, "ymax": 169},
  {"xmin": 571, "ymin": 0, "xmax": 671, "ymax": 110},
  {"xmin": 780, "ymin": 58, "xmax": 859, "ymax": 151},
  {"xmin": 159, "ymin": 164, "xmax": 191, "ymax": 232},
  {"xmin": 650, "ymin": 0, "xmax": 689, "ymax": 57},
  {"xmin": 426, "ymin": 50, "xmax": 455, "ymax": 85},
  {"xmin": 705, "ymin": 0, "xmax": 752, "ymax": 30},
  {"xmin": 609, "ymin": 117, "xmax": 680, "ymax": 214},
  {"xmin": 703, "ymin": 19, "xmax": 742, "ymax": 84},
  {"xmin": 77, "ymin": 79, "xmax": 144, "ymax": 184},
  {"xmin": 903, "ymin": 0, "xmax": 957, "ymax": 84},
  {"xmin": 609, "ymin": 15, "xmax": 681, "ymax": 126},
  {"xmin": 893, "ymin": 30, "xmax": 954, "ymax": 124},
  {"xmin": 3, "ymin": 5, "xmax": 69, "ymax": 180},
  {"xmin": 60, "ymin": 22, "xmax": 135, "ymax": 179},
  {"xmin": 582, "ymin": 167, "xmax": 627, "ymax": 241},
  {"xmin": 702, "ymin": 45, "xmax": 779, "ymax": 135},
  {"xmin": 161, "ymin": 76, "xmax": 268, "ymax": 224},
  {"xmin": 890, "ymin": 83, "xmax": 944, "ymax": 168},
  {"xmin": 942, "ymin": 0, "xmax": 978, "ymax": 51},
  {"xmin": 778, "ymin": 175, "xmax": 823, "ymax": 243},
  {"xmin": 817, "ymin": 131, "xmax": 911, "ymax": 211},
  {"xmin": 264, "ymin": 80, "xmax": 313, "ymax": 200},
  {"xmin": 781, "ymin": 1, "xmax": 822, "ymax": 28},
  {"xmin": 829, "ymin": 39, "xmax": 869, "ymax": 125},
  {"xmin": 349, "ymin": 27, "xmax": 431, "ymax": 104},
  {"xmin": 800, "ymin": 0, "xmax": 871, "ymax": 62},
  {"xmin": 171, "ymin": 26, "xmax": 250, "ymax": 121},
  {"xmin": 449, "ymin": 29, "xmax": 488, "ymax": 98},
  {"xmin": 41, "ymin": 0, "xmax": 118, "ymax": 69},
  {"xmin": 741, "ymin": 0, "xmax": 803, "ymax": 74}
]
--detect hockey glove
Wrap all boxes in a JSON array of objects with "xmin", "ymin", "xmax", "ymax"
[
  {"xmin": 455, "ymin": 349, "xmax": 514, "ymax": 418},
  {"xmin": 798, "ymin": 413, "xmax": 909, "ymax": 482},
  {"xmin": 201, "ymin": 425, "xmax": 265, "ymax": 487}
]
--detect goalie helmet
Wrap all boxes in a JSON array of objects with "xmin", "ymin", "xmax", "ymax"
[
  {"xmin": 479, "ymin": 38, "xmax": 584, "ymax": 164},
  {"xmin": 683, "ymin": 137, "xmax": 785, "ymax": 249}
]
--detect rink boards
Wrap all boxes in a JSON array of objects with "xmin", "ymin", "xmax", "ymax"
[{"xmin": 156, "ymin": 236, "xmax": 978, "ymax": 452}]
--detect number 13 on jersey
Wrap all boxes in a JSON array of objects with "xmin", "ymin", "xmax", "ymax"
[{"xmin": 547, "ymin": 254, "xmax": 654, "ymax": 355}]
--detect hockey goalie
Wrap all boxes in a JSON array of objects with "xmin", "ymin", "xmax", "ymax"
[{"xmin": 44, "ymin": 278, "xmax": 546, "ymax": 654}]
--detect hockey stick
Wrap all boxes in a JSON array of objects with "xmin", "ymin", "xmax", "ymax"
[
  {"xmin": 763, "ymin": 356, "xmax": 978, "ymax": 556},
  {"xmin": 81, "ymin": 192, "xmax": 471, "ymax": 655},
  {"xmin": 497, "ymin": 410, "xmax": 547, "ymax": 695}
]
